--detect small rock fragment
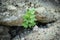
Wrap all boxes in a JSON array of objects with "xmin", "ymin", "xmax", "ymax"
[
  {"xmin": 21, "ymin": 37, "xmax": 25, "ymax": 40},
  {"xmin": 7, "ymin": 5, "xmax": 17, "ymax": 10},
  {"xmin": 33, "ymin": 25, "xmax": 39, "ymax": 32}
]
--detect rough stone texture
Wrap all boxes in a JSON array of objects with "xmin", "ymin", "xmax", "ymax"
[
  {"xmin": 0, "ymin": 0, "xmax": 60, "ymax": 26},
  {"xmin": 0, "ymin": 0, "xmax": 26, "ymax": 26},
  {"xmin": 0, "ymin": 26, "xmax": 11, "ymax": 40},
  {"xmin": 12, "ymin": 21, "xmax": 60, "ymax": 40},
  {"xmin": 0, "ymin": 4, "xmax": 26, "ymax": 26},
  {"xmin": 35, "ymin": 7, "xmax": 60, "ymax": 23},
  {"xmin": 24, "ymin": 21, "xmax": 60, "ymax": 40},
  {"xmin": 0, "ymin": 0, "xmax": 60, "ymax": 40},
  {"xmin": 0, "ymin": 26, "xmax": 4, "ymax": 33}
]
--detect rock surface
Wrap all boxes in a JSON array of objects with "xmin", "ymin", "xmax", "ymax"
[
  {"xmin": 12, "ymin": 21, "xmax": 60, "ymax": 40},
  {"xmin": 0, "ymin": 0, "xmax": 60, "ymax": 26},
  {"xmin": 0, "ymin": 0, "xmax": 60, "ymax": 40},
  {"xmin": 0, "ymin": 26, "xmax": 11, "ymax": 40},
  {"xmin": 35, "ymin": 7, "xmax": 60, "ymax": 23},
  {"xmin": 0, "ymin": 5, "xmax": 60, "ymax": 26},
  {"xmin": 25, "ymin": 21, "xmax": 60, "ymax": 40},
  {"xmin": 0, "ymin": 4, "xmax": 26, "ymax": 26}
]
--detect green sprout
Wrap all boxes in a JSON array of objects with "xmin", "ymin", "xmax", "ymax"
[{"xmin": 22, "ymin": 8, "xmax": 36, "ymax": 28}]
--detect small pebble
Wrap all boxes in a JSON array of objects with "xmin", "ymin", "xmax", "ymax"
[
  {"xmin": 33, "ymin": 25, "xmax": 39, "ymax": 32},
  {"xmin": 7, "ymin": 5, "xmax": 17, "ymax": 10},
  {"xmin": 21, "ymin": 37, "xmax": 25, "ymax": 40}
]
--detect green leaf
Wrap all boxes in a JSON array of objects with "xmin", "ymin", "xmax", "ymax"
[
  {"xmin": 30, "ymin": 15, "xmax": 35, "ymax": 19},
  {"xmin": 22, "ymin": 23, "xmax": 28, "ymax": 28},
  {"xmin": 29, "ymin": 24, "xmax": 32, "ymax": 28},
  {"xmin": 22, "ymin": 8, "xmax": 36, "ymax": 28}
]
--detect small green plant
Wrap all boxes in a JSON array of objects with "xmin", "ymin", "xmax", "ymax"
[{"xmin": 22, "ymin": 8, "xmax": 36, "ymax": 28}]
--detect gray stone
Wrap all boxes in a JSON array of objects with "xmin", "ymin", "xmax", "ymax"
[
  {"xmin": 0, "ymin": 26, "xmax": 10, "ymax": 40},
  {"xmin": 0, "ymin": 26, "xmax": 4, "ymax": 33},
  {"xmin": 0, "ymin": 0, "xmax": 60, "ymax": 26},
  {"xmin": 35, "ymin": 7, "xmax": 60, "ymax": 23},
  {"xmin": 33, "ymin": 25, "xmax": 39, "ymax": 32},
  {"xmin": 0, "ymin": 4, "xmax": 26, "ymax": 26},
  {"xmin": 7, "ymin": 5, "xmax": 17, "ymax": 11},
  {"xmin": 24, "ymin": 22, "xmax": 60, "ymax": 40}
]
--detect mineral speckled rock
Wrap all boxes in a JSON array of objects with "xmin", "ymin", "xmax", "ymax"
[
  {"xmin": 7, "ymin": 5, "xmax": 17, "ymax": 11},
  {"xmin": 0, "ymin": 26, "xmax": 10, "ymax": 40},
  {"xmin": 0, "ymin": 0, "xmax": 60, "ymax": 26},
  {"xmin": 24, "ymin": 22, "xmax": 60, "ymax": 40},
  {"xmin": 12, "ymin": 20, "xmax": 60, "ymax": 40},
  {"xmin": 35, "ymin": 7, "xmax": 60, "ymax": 23},
  {"xmin": 0, "ymin": 5, "xmax": 26, "ymax": 26},
  {"xmin": 0, "ymin": 26, "xmax": 4, "ymax": 33},
  {"xmin": 33, "ymin": 25, "xmax": 39, "ymax": 32}
]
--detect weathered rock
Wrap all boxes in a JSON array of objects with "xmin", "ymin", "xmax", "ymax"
[
  {"xmin": 0, "ymin": 26, "xmax": 10, "ymax": 40},
  {"xmin": 0, "ymin": 26, "xmax": 9, "ymax": 34},
  {"xmin": 35, "ymin": 7, "xmax": 60, "ymax": 23},
  {"xmin": 33, "ymin": 25, "xmax": 39, "ymax": 32},
  {"xmin": 0, "ymin": 0, "xmax": 26, "ymax": 26},
  {"xmin": 0, "ymin": 0, "xmax": 60, "ymax": 26},
  {"xmin": 0, "ymin": 5, "xmax": 26, "ymax": 26},
  {"xmin": 24, "ymin": 22, "xmax": 60, "ymax": 40},
  {"xmin": 0, "ymin": 26, "xmax": 4, "ymax": 33},
  {"xmin": 7, "ymin": 5, "xmax": 17, "ymax": 11}
]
